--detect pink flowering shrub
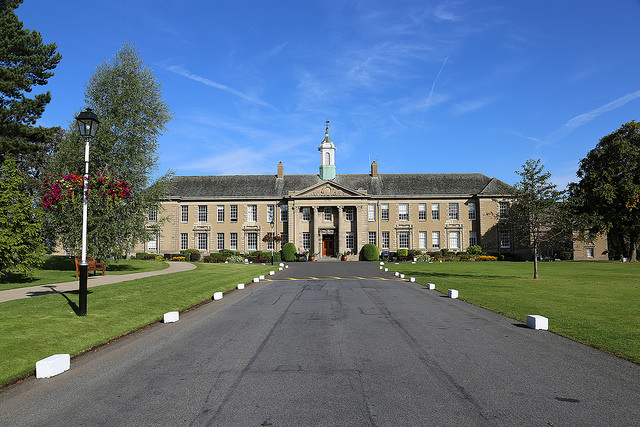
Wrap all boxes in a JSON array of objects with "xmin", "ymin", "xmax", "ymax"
[{"xmin": 42, "ymin": 170, "xmax": 131, "ymax": 210}]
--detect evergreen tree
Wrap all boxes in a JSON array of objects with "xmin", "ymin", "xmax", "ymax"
[
  {"xmin": 568, "ymin": 121, "xmax": 640, "ymax": 261},
  {"xmin": 0, "ymin": 159, "xmax": 45, "ymax": 281},
  {"xmin": 508, "ymin": 159, "xmax": 568, "ymax": 279},
  {"xmin": 44, "ymin": 43, "xmax": 173, "ymax": 260},
  {"xmin": 0, "ymin": 0, "xmax": 61, "ymax": 166}
]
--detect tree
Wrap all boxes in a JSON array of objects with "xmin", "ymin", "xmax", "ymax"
[
  {"xmin": 43, "ymin": 43, "xmax": 173, "ymax": 260},
  {"xmin": 0, "ymin": 0, "xmax": 61, "ymax": 167},
  {"xmin": 0, "ymin": 159, "xmax": 45, "ymax": 280},
  {"xmin": 508, "ymin": 159, "xmax": 567, "ymax": 279},
  {"xmin": 568, "ymin": 121, "xmax": 640, "ymax": 261}
]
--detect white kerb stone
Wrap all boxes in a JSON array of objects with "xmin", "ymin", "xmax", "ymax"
[
  {"xmin": 36, "ymin": 354, "xmax": 70, "ymax": 379},
  {"xmin": 379, "ymin": 262, "xmax": 384, "ymax": 265},
  {"xmin": 238, "ymin": 283, "xmax": 245, "ymax": 290},
  {"xmin": 384, "ymin": 268, "xmax": 388, "ymax": 272},
  {"xmin": 164, "ymin": 311, "xmax": 179, "ymax": 323},
  {"xmin": 279, "ymin": 267, "xmax": 283, "ymax": 271},
  {"xmin": 395, "ymin": 272, "xmax": 400, "ymax": 276},
  {"xmin": 279, "ymin": 262, "xmax": 285, "ymax": 267},
  {"xmin": 527, "ymin": 315, "xmax": 549, "ymax": 330},
  {"xmin": 213, "ymin": 292, "xmax": 223, "ymax": 300},
  {"xmin": 448, "ymin": 289, "xmax": 459, "ymax": 299},
  {"xmin": 285, "ymin": 265, "xmax": 289, "ymax": 268},
  {"xmin": 426, "ymin": 283, "xmax": 435, "ymax": 290},
  {"xmin": 259, "ymin": 275, "xmax": 265, "ymax": 280},
  {"xmin": 269, "ymin": 271, "xmax": 275, "ymax": 275},
  {"xmin": 253, "ymin": 277, "xmax": 260, "ymax": 283},
  {"xmin": 400, "ymin": 274, "xmax": 405, "ymax": 279},
  {"xmin": 410, "ymin": 277, "xmax": 415, "ymax": 282}
]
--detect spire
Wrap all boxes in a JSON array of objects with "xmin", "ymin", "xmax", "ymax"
[{"xmin": 318, "ymin": 120, "xmax": 336, "ymax": 180}]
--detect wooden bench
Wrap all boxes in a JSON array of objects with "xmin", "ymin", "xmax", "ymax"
[{"xmin": 74, "ymin": 257, "xmax": 106, "ymax": 277}]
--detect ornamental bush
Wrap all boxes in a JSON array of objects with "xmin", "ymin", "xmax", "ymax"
[
  {"xmin": 466, "ymin": 245, "xmax": 482, "ymax": 255},
  {"xmin": 282, "ymin": 242, "xmax": 297, "ymax": 262},
  {"xmin": 398, "ymin": 248, "xmax": 408, "ymax": 257},
  {"xmin": 361, "ymin": 243, "xmax": 379, "ymax": 261}
]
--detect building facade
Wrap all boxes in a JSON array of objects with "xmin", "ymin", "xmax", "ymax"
[{"xmin": 139, "ymin": 126, "xmax": 606, "ymax": 260}]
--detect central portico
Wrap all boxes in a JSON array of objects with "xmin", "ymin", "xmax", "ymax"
[{"xmin": 285, "ymin": 180, "xmax": 370, "ymax": 259}]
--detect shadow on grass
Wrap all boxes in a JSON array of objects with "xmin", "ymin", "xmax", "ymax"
[
  {"xmin": 404, "ymin": 271, "xmax": 520, "ymax": 280},
  {"xmin": 25, "ymin": 285, "xmax": 92, "ymax": 315},
  {"xmin": 41, "ymin": 256, "xmax": 75, "ymax": 271}
]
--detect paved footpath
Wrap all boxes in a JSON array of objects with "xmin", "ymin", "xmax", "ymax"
[
  {"xmin": 1, "ymin": 262, "xmax": 638, "ymax": 426},
  {"xmin": 0, "ymin": 261, "xmax": 196, "ymax": 303}
]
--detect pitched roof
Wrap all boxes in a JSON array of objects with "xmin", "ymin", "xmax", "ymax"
[{"xmin": 168, "ymin": 173, "xmax": 512, "ymax": 200}]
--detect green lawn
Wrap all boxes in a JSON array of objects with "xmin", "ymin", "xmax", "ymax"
[
  {"xmin": 387, "ymin": 261, "xmax": 640, "ymax": 364},
  {"xmin": 0, "ymin": 262, "xmax": 275, "ymax": 386},
  {"xmin": 0, "ymin": 255, "xmax": 169, "ymax": 291}
]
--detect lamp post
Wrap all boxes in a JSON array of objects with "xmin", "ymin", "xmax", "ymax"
[
  {"xmin": 75, "ymin": 108, "xmax": 100, "ymax": 317},
  {"xmin": 270, "ymin": 220, "xmax": 274, "ymax": 265}
]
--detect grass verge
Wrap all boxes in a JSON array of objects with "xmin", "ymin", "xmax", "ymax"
[
  {"xmin": 387, "ymin": 261, "xmax": 640, "ymax": 364},
  {"xmin": 0, "ymin": 262, "xmax": 275, "ymax": 386},
  {"xmin": 0, "ymin": 256, "xmax": 169, "ymax": 291}
]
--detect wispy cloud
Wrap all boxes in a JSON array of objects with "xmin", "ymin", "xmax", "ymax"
[
  {"xmin": 452, "ymin": 97, "xmax": 493, "ymax": 115},
  {"xmin": 426, "ymin": 55, "xmax": 450, "ymax": 108},
  {"xmin": 540, "ymin": 89, "xmax": 640, "ymax": 146},
  {"xmin": 166, "ymin": 65, "xmax": 275, "ymax": 109}
]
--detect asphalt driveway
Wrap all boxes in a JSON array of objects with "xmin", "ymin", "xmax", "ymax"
[{"xmin": 1, "ymin": 261, "xmax": 638, "ymax": 426}]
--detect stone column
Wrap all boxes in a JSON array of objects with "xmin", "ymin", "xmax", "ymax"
[
  {"xmin": 312, "ymin": 205, "xmax": 319, "ymax": 258},
  {"xmin": 337, "ymin": 205, "xmax": 345, "ymax": 256}
]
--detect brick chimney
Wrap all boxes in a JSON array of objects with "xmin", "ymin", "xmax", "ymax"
[
  {"xmin": 277, "ymin": 161, "xmax": 284, "ymax": 178},
  {"xmin": 370, "ymin": 161, "xmax": 378, "ymax": 177}
]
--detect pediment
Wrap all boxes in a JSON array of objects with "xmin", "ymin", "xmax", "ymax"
[{"xmin": 289, "ymin": 181, "xmax": 367, "ymax": 199}]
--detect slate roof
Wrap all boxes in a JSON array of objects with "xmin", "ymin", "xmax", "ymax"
[{"xmin": 168, "ymin": 173, "xmax": 512, "ymax": 200}]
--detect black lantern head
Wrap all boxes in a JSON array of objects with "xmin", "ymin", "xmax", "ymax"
[{"xmin": 75, "ymin": 108, "xmax": 100, "ymax": 138}]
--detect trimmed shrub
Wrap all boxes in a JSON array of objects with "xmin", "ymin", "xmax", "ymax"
[
  {"xmin": 558, "ymin": 251, "xmax": 572, "ymax": 260},
  {"xmin": 361, "ymin": 243, "xmax": 380, "ymax": 261},
  {"xmin": 180, "ymin": 249, "xmax": 201, "ymax": 262},
  {"xmin": 466, "ymin": 245, "xmax": 482, "ymax": 255},
  {"xmin": 440, "ymin": 248, "xmax": 449, "ymax": 256},
  {"xmin": 282, "ymin": 242, "xmax": 297, "ymax": 262},
  {"xmin": 219, "ymin": 249, "xmax": 239, "ymax": 257},
  {"xmin": 398, "ymin": 248, "xmax": 408, "ymax": 257},
  {"xmin": 273, "ymin": 252, "xmax": 282, "ymax": 263}
]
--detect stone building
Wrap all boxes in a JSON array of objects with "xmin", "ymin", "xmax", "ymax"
[{"xmin": 139, "ymin": 125, "xmax": 607, "ymax": 260}]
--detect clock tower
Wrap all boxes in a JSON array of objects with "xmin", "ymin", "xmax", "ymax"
[{"xmin": 318, "ymin": 121, "xmax": 336, "ymax": 180}]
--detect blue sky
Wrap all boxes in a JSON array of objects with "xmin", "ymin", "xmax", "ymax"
[{"xmin": 16, "ymin": 0, "xmax": 640, "ymax": 188}]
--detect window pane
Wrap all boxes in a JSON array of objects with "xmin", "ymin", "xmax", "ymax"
[
  {"xmin": 303, "ymin": 232, "xmax": 310, "ymax": 250},
  {"xmin": 267, "ymin": 205, "xmax": 274, "ymax": 223},
  {"xmin": 431, "ymin": 203, "xmax": 439, "ymax": 220},
  {"xmin": 345, "ymin": 207, "xmax": 354, "ymax": 221},
  {"xmin": 368, "ymin": 231, "xmax": 376, "ymax": 245},
  {"xmin": 247, "ymin": 232, "xmax": 257, "ymax": 250},
  {"xmin": 499, "ymin": 201, "xmax": 509, "ymax": 219},
  {"xmin": 469, "ymin": 231, "xmax": 477, "ymax": 246},
  {"xmin": 181, "ymin": 206, "xmax": 188, "ymax": 223},
  {"xmin": 468, "ymin": 202, "xmax": 476, "ymax": 220},
  {"xmin": 198, "ymin": 205, "xmax": 207, "ymax": 222},
  {"xmin": 399, "ymin": 231, "xmax": 409, "ymax": 249},
  {"xmin": 280, "ymin": 204, "xmax": 288, "ymax": 222},
  {"xmin": 217, "ymin": 205, "xmax": 224, "ymax": 222},
  {"xmin": 147, "ymin": 234, "xmax": 157, "ymax": 250},
  {"xmin": 180, "ymin": 233, "xmax": 188, "ymax": 250},
  {"xmin": 500, "ymin": 230, "xmax": 510, "ymax": 248},
  {"xmin": 230, "ymin": 205, "xmax": 238, "ymax": 222},
  {"xmin": 230, "ymin": 233, "xmax": 237, "ymax": 250},
  {"xmin": 248, "ymin": 205, "xmax": 257, "ymax": 222},
  {"xmin": 381, "ymin": 204, "xmax": 389, "ymax": 221},
  {"xmin": 418, "ymin": 203, "xmax": 426, "ymax": 221},
  {"xmin": 382, "ymin": 231, "xmax": 390, "ymax": 249},
  {"xmin": 324, "ymin": 207, "xmax": 332, "ymax": 221},
  {"xmin": 197, "ymin": 233, "xmax": 208, "ymax": 250},
  {"xmin": 419, "ymin": 231, "xmax": 426, "ymax": 249},
  {"xmin": 368, "ymin": 204, "xmax": 376, "ymax": 221},
  {"xmin": 346, "ymin": 232, "xmax": 354, "ymax": 249},
  {"xmin": 449, "ymin": 231, "xmax": 459, "ymax": 249},
  {"xmin": 432, "ymin": 231, "xmax": 440, "ymax": 248},
  {"xmin": 148, "ymin": 209, "xmax": 157, "ymax": 222},
  {"xmin": 449, "ymin": 203, "xmax": 459, "ymax": 220},
  {"xmin": 302, "ymin": 207, "xmax": 310, "ymax": 221},
  {"xmin": 217, "ymin": 233, "xmax": 224, "ymax": 250},
  {"xmin": 399, "ymin": 204, "xmax": 409, "ymax": 221}
]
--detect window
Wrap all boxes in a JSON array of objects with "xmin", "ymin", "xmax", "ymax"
[
  {"xmin": 449, "ymin": 231, "xmax": 460, "ymax": 249},
  {"xmin": 381, "ymin": 204, "xmax": 389, "ymax": 221},
  {"xmin": 469, "ymin": 231, "xmax": 477, "ymax": 246},
  {"xmin": 419, "ymin": 231, "xmax": 427, "ymax": 249},
  {"xmin": 345, "ymin": 207, "xmax": 354, "ymax": 221},
  {"xmin": 229, "ymin": 205, "xmax": 237, "ymax": 222},
  {"xmin": 368, "ymin": 231, "xmax": 377, "ymax": 245},
  {"xmin": 449, "ymin": 203, "xmax": 459, "ymax": 220},
  {"xmin": 248, "ymin": 205, "xmax": 257, "ymax": 222},
  {"xmin": 217, "ymin": 233, "xmax": 224, "ymax": 250},
  {"xmin": 281, "ymin": 233, "xmax": 288, "ymax": 244},
  {"xmin": 500, "ymin": 230, "xmax": 511, "ymax": 248},
  {"xmin": 198, "ymin": 205, "xmax": 208, "ymax": 222},
  {"xmin": 586, "ymin": 247, "xmax": 594, "ymax": 258},
  {"xmin": 266, "ymin": 232, "xmax": 274, "ymax": 250},
  {"xmin": 382, "ymin": 231, "xmax": 390, "ymax": 249},
  {"xmin": 324, "ymin": 207, "xmax": 332, "ymax": 221},
  {"xmin": 499, "ymin": 201, "xmax": 509, "ymax": 219},
  {"xmin": 302, "ymin": 207, "xmax": 311, "ymax": 221},
  {"xmin": 247, "ymin": 232, "xmax": 257, "ymax": 251},
  {"xmin": 181, "ymin": 206, "xmax": 188, "ymax": 223},
  {"xmin": 346, "ymin": 232, "xmax": 354, "ymax": 249},
  {"xmin": 267, "ymin": 205, "xmax": 274, "ymax": 223},
  {"xmin": 418, "ymin": 203, "xmax": 426, "ymax": 221},
  {"xmin": 302, "ymin": 232, "xmax": 310, "ymax": 251},
  {"xmin": 230, "ymin": 233, "xmax": 237, "ymax": 250},
  {"xmin": 280, "ymin": 204, "xmax": 288, "ymax": 222},
  {"xmin": 217, "ymin": 205, "xmax": 224, "ymax": 222},
  {"xmin": 368, "ymin": 204, "xmax": 376, "ymax": 221},
  {"xmin": 432, "ymin": 231, "xmax": 440, "ymax": 248},
  {"xmin": 197, "ymin": 233, "xmax": 208, "ymax": 251},
  {"xmin": 468, "ymin": 202, "xmax": 476, "ymax": 220},
  {"xmin": 431, "ymin": 203, "xmax": 439, "ymax": 220},
  {"xmin": 147, "ymin": 234, "xmax": 157, "ymax": 251},
  {"xmin": 398, "ymin": 231, "xmax": 409, "ymax": 249},
  {"xmin": 180, "ymin": 233, "xmax": 188, "ymax": 251},
  {"xmin": 148, "ymin": 208, "xmax": 157, "ymax": 222},
  {"xmin": 398, "ymin": 203, "xmax": 409, "ymax": 221}
]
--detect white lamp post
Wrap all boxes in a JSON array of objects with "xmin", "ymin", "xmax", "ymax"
[{"xmin": 75, "ymin": 108, "xmax": 100, "ymax": 317}]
